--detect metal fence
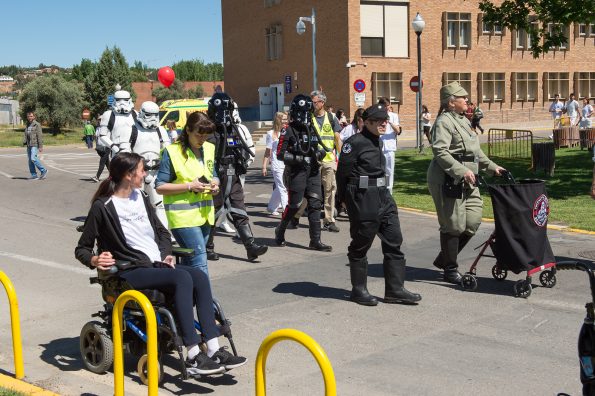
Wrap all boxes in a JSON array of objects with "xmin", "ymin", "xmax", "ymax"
[{"xmin": 487, "ymin": 129, "xmax": 534, "ymax": 159}]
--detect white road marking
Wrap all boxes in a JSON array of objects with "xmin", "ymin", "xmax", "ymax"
[
  {"xmin": 256, "ymin": 194, "xmax": 271, "ymax": 198},
  {"xmin": 0, "ymin": 170, "xmax": 14, "ymax": 178},
  {"xmin": 0, "ymin": 250, "xmax": 90, "ymax": 275}
]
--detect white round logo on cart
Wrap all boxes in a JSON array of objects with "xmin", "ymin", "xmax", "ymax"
[
  {"xmin": 532, "ymin": 194, "xmax": 550, "ymax": 227},
  {"xmin": 342, "ymin": 143, "xmax": 352, "ymax": 154}
]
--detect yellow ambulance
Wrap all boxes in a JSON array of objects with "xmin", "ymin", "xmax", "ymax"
[{"xmin": 159, "ymin": 99, "xmax": 209, "ymax": 130}]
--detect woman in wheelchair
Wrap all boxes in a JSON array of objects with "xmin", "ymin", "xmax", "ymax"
[{"xmin": 75, "ymin": 152, "xmax": 246, "ymax": 376}]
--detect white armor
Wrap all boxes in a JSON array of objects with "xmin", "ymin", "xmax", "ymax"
[
  {"xmin": 133, "ymin": 101, "xmax": 171, "ymax": 229},
  {"xmin": 98, "ymin": 90, "xmax": 137, "ymax": 155}
]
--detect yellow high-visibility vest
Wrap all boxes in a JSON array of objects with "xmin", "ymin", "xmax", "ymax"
[{"xmin": 312, "ymin": 112, "xmax": 336, "ymax": 163}]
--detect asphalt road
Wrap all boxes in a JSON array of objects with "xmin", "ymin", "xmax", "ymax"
[{"xmin": 0, "ymin": 144, "xmax": 593, "ymax": 396}]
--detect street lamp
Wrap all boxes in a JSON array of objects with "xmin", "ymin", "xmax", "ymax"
[
  {"xmin": 296, "ymin": 8, "xmax": 317, "ymax": 91},
  {"xmin": 412, "ymin": 12, "xmax": 425, "ymax": 152}
]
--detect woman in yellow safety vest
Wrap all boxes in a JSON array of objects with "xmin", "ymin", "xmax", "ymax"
[{"xmin": 156, "ymin": 112, "xmax": 220, "ymax": 277}]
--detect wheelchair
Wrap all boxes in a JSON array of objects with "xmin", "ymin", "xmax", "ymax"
[{"xmin": 79, "ymin": 247, "xmax": 238, "ymax": 385}]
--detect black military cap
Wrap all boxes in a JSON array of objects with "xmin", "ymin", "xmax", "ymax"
[{"xmin": 362, "ymin": 104, "xmax": 389, "ymax": 121}]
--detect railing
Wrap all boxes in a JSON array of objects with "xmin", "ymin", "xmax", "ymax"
[
  {"xmin": 487, "ymin": 128, "xmax": 533, "ymax": 159},
  {"xmin": 0, "ymin": 270, "xmax": 24, "ymax": 379},
  {"xmin": 112, "ymin": 290, "xmax": 158, "ymax": 396},
  {"xmin": 255, "ymin": 328, "xmax": 336, "ymax": 396}
]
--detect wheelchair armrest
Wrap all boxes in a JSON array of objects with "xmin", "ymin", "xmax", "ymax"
[
  {"xmin": 96, "ymin": 260, "xmax": 133, "ymax": 280},
  {"xmin": 172, "ymin": 247, "xmax": 194, "ymax": 257}
]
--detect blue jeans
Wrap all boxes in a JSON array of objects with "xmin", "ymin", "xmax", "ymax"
[
  {"xmin": 171, "ymin": 224, "xmax": 211, "ymax": 277},
  {"xmin": 85, "ymin": 135, "xmax": 94, "ymax": 149},
  {"xmin": 27, "ymin": 146, "xmax": 46, "ymax": 177}
]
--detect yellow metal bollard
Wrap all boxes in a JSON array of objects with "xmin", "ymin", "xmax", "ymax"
[
  {"xmin": 255, "ymin": 328, "xmax": 336, "ymax": 396},
  {"xmin": 112, "ymin": 290, "xmax": 158, "ymax": 396},
  {"xmin": 0, "ymin": 271, "xmax": 24, "ymax": 379}
]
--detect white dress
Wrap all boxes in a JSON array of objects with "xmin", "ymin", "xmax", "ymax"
[{"xmin": 265, "ymin": 130, "xmax": 287, "ymax": 213}]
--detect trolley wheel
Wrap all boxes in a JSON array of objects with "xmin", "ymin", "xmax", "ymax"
[
  {"xmin": 491, "ymin": 264, "xmax": 508, "ymax": 281},
  {"xmin": 513, "ymin": 279, "xmax": 532, "ymax": 298},
  {"xmin": 137, "ymin": 353, "xmax": 164, "ymax": 386},
  {"xmin": 80, "ymin": 321, "xmax": 114, "ymax": 374},
  {"xmin": 539, "ymin": 270, "xmax": 557, "ymax": 288},
  {"xmin": 461, "ymin": 273, "xmax": 478, "ymax": 291}
]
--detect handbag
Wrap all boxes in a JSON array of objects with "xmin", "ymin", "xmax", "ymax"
[{"xmin": 442, "ymin": 173, "xmax": 463, "ymax": 199}]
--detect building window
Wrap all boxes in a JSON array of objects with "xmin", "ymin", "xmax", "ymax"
[
  {"xmin": 479, "ymin": 72, "xmax": 505, "ymax": 102},
  {"xmin": 443, "ymin": 72, "xmax": 472, "ymax": 101},
  {"xmin": 512, "ymin": 72, "xmax": 538, "ymax": 101},
  {"xmin": 265, "ymin": 24, "xmax": 282, "ymax": 61},
  {"xmin": 360, "ymin": 2, "xmax": 408, "ymax": 57},
  {"xmin": 578, "ymin": 23, "xmax": 595, "ymax": 37},
  {"xmin": 264, "ymin": 0, "xmax": 280, "ymax": 7},
  {"xmin": 576, "ymin": 72, "xmax": 595, "ymax": 99},
  {"xmin": 515, "ymin": 18, "xmax": 539, "ymax": 50},
  {"xmin": 547, "ymin": 23, "xmax": 570, "ymax": 50},
  {"xmin": 372, "ymin": 72, "xmax": 403, "ymax": 104},
  {"xmin": 544, "ymin": 72, "xmax": 570, "ymax": 100},
  {"xmin": 481, "ymin": 15, "xmax": 503, "ymax": 35},
  {"xmin": 445, "ymin": 12, "xmax": 471, "ymax": 49}
]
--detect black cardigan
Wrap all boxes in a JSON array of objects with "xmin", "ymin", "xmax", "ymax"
[{"xmin": 75, "ymin": 191, "xmax": 172, "ymax": 269}]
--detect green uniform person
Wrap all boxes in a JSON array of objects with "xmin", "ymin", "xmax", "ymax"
[{"xmin": 427, "ymin": 82, "xmax": 506, "ymax": 284}]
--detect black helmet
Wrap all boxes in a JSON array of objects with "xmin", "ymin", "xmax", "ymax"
[
  {"xmin": 207, "ymin": 92, "xmax": 235, "ymax": 126},
  {"xmin": 289, "ymin": 94, "xmax": 313, "ymax": 127}
]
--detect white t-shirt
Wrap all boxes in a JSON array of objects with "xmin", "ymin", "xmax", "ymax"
[
  {"xmin": 566, "ymin": 100, "xmax": 579, "ymax": 118},
  {"xmin": 265, "ymin": 129, "xmax": 284, "ymax": 169},
  {"xmin": 380, "ymin": 112, "xmax": 399, "ymax": 152},
  {"xmin": 340, "ymin": 124, "xmax": 359, "ymax": 142},
  {"xmin": 111, "ymin": 189, "xmax": 161, "ymax": 262}
]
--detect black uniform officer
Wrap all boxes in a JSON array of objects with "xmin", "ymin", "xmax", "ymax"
[
  {"xmin": 274, "ymin": 94, "xmax": 332, "ymax": 251},
  {"xmin": 336, "ymin": 104, "xmax": 421, "ymax": 306},
  {"xmin": 206, "ymin": 92, "xmax": 268, "ymax": 261}
]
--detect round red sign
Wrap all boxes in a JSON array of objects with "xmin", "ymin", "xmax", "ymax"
[
  {"xmin": 409, "ymin": 76, "xmax": 424, "ymax": 92},
  {"xmin": 353, "ymin": 79, "xmax": 366, "ymax": 93}
]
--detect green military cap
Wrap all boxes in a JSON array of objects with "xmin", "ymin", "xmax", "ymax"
[{"xmin": 440, "ymin": 82, "xmax": 468, "ymax": 100}]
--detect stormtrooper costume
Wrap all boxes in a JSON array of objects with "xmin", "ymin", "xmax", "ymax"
[
  {"xmin": 98, "ymin": 90, "xmax": 138, "ymax": 155},
  {"xmin": 205, "ymin": 92, "xmax": 267, "ymax": 262},
  {"xmin": 132, "ymin": 101, "xmax": 171, "ymax": 229}
]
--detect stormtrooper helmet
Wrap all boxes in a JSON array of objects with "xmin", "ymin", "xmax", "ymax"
[
  {"xmin": 138, "ymin": 101, "xmax": 160, "ymax": 129},
  {"xmin": 208, "ymin": 92, "xmax": 235, "ymax": 126},
  {"xmin": 112, "ymin": 90, "xmax": 134, "ymax": 114},
  {"xmin": 289, "ymin": 94, "xmax": 313, "ymax": 127}
]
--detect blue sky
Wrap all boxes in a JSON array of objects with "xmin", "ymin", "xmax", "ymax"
[{"xmin": 2, "ymin": 0, "xmax": 222, "ymax": 68}]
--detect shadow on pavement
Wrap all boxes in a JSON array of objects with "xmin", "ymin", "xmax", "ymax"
[
  {"xmin": 39, "ymin": 337, "xmax": 83, "ymax": 372},
  {"xmin": 272, "ymin": 281, "xmax": 350, "ymax": 301}
]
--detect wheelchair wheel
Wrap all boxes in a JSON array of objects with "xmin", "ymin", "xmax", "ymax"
[
  {"xmin": 80, "ymin": 321, "xmax": 114, "ymax": 374},
  {"xmin": 513, "ymin": 279, "xmax": 532, "ymax": 298},
  {"xmin": 539, "ymin": 270, "xmax": 557, "ymax": 288},
  {"xmin": 461, "ymin": 273, "xmax": 478, "ymax": 291},
  {"xmin": 137, "ymin": 354, "xmax": 164, "ymax": 386},
  {"xmin": 491, "ymin": 264, "xmax": 508, "ymax": 281}
]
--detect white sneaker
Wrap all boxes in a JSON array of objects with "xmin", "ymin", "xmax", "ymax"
[{"xmin": 218, "ymin": 221, "xmax": 235, "ymax": 233}]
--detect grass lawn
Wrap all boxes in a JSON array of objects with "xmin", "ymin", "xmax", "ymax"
[
  {"xmin": 0, "ymin": 388, "xmax": 26, "ymax": 396},
  {"xmin": 0, "ymin": 126, "xmax": 84, "ymax": 147},
  {"xmin": 393, "ymin": 146, "xmax": 595, "ymax": 232}
]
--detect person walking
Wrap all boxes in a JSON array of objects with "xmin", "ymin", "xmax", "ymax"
[
  {"xmin": 263, "ymin": 111, "xmax": 288, "ymax": 215},
  {"xmin": 23, "ymin": 111, "xmax": 47, "ymax": 180},
  {"xmin": 336, "ymin": 104, "xmax": 421, "ymax": 306},
  {"xmin": 92, "ymin": 117, "xmax": 110, "ymax": 183},
  {"xmin": 166, "ymin": 119, "xmax": 179, "ymax": 143},
  {"xmin": 83, "ymin": 120, "xmax": 95, "ymax": 149},
  {"xmin": 427, "ymin": 82, "xmax": 506, "ymax": 284},
  {"xmin": 377, "ymin": 97, "xmax": 401, "ymax": 192},
  {"xmin": 311, "ymin": 90, "xmax": 342, "ymax": 233},
  {"xmin": 421, "ymin": 104, "xmax": 432, "ymax": 144},
  {"xmin": 549, "ymin": 94, "xmax": 565, "ymax": 128},
  {"xmin": 580, "ymin": 98, "xmax": 593, "ymax": 129},
  {"xmin": 339, "ymin": 109, "xmax": 365, "ymax": 142},
  {"xmin": 471, "ymin": 104, "xmax": 485, "ymax": 134},
  {"xmin": 565, "ymin": 93, "xmax": 580, "ymax": 126}
]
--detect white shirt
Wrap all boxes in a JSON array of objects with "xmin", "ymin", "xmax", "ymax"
[
  {"xmin": 265, "ymin": 129, "xmax": 284, "ymax": 170},
  {"xmin": 340, "ymin": 124, "xmax": 359, "ymax": 142},
  {"xmin": 566, "ymin": 100, "xmax": 579, "ymax": 118},
  {"xmin": 111, "ymin": 190, "xmax": 161, "ymax": 262},
  {"xmin": 380, "ymin": 112, "xmax": 399, "ymax": 152}
]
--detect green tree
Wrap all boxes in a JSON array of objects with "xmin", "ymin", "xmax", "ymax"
[
  {"xmin": 480, "ymin": 0, "xmax": 595, "ymax": 57},
  {"xmin": 71, "ymin": 58, "xmax": 96, "ymax": 82},
  {"xmin": 130, "ymin": 60, "xmax": 151, "ymax": 82},
  {"xmin": 84, "ymin": 46, "xmax": 134, "ymax": 119},
  {"xmin": 171, "ymin": 59, "xmax": 224, "ymax": 81},
  {"xmin": 186, "ymin": 84, "xmax": 205, "ymax": 98},
  {"xmin": 152, "ymin": 79, "xmax": 186, "ymax": 104},
  {"xmin": 18, "ymin": 75, "xmax": 84, "ymax": 133},
  {"xmin": 0, "ymin": 65, "xmax": 20, "ymax": 77}
]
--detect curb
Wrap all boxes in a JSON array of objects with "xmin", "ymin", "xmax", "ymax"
[
  {"xmin": 0, "ymin": 374, "xmax": 60, "ymax": 395},
  {"xmin": 399, "ymin": 206, "xmax": 595, "ymax": 235}
]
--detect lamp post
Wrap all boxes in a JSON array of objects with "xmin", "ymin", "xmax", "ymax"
[
  {"xmin": 296, "ymin": 8, "xmax": 317, "ymax": 91},
  {"xmin": 412, "ymin": 12, "xmax": 425, "ymax": 152}
]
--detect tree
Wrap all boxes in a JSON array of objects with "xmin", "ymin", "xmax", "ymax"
[
  {"xmin": 130, "ymin": 60, "xmax": 152, "ymax": 82},
  {"xmin": 480, "ymin": 0, "xmax": 595, "ymax": 57},
  {"xmin": 152, "ymin": 79, "xmax": 186, "ymax": 104},
  {"xmin": 18, "ymin": 75, "xmax": 84, "ymax": 133},
  {"xmin": 84, "ymin": 46, "xmax": 134, "ymax": 119},
  {"xmin": 171, "ymin": 59, "xmax": 224, "ymax": 81},
  {"xmin": 71, "ymin": 58, "xmax": 95, "ymax": 82},
  {"xmin": 186, "ymin": 84, "xmax": 205, "ymax": 98}
]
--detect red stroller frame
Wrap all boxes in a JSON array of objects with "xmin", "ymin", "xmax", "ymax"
[{"xmin": 459, "ymin": 172, "xmax": 558, "ymax": 298}]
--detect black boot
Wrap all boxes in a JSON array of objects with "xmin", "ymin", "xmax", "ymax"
[
  {"xmin": 287, "ymin": 217, "xmax": 300, "ymax": 230},
  {"xmin": 275, "ymin": 208, "xmax": 298, "ymax": 247},
  {"xmin": 206, "ymin": 226, "xmax": 219, "ymax": 260},
  {"xmin": 441, "ymin": 233, "xmax": 463, "ymax": 284},
  {"xmin": 237, "ymin": 224, "xmax": 268, "ymax": 261},
  {"xmin": 308, "ymin": 221, "xmax": 332, "ymax": 252},
  {"xmin": 434, "ymin": 232, "xmax": 473, "ymax": 270},
  {"xmin": 349, "ymin": 259, "xmax": 378, "ymax": 306},
  {"xmin": 383, "ymin": 259, "xmax": 421, "ymax": 304}
]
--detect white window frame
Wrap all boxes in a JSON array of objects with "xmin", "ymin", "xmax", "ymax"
[
  {"xmin": 575, "ymin": 72, "xmax": 595, "ymax": 100},
  {"xmin": 512, "ymin": 72, "xmax": 538, "ymax": 102},
  {"xmin": 481, "ymin": 15, "xmax": 503, "ymax": 35},
  {"xmin": 547, "ymin": 23, "xmax": 570, "ymax": 50},
  {"xmin": 544, "ymin": 72, "xmax": 570, "ymax": 100},
  {"xmin": 515, "ymin": 18, "xmax": 539, "ymax": 50},
  {"xmin": 479, "ymin": 72, "xmax": 506, "ymax": 103},
  {"xmin": 372, "ymin": 72, "xmax": 403, "ymax": 104},
  {"xmin": 360, "ymin": 2, "xmax": 408, "ymax": 58},
  {"xmin": 445, "ymin": 12, "xmax": 472, "ymax": 49},
  {"xmin": 443, "ymin": 72, "xmax": 472, "ymax": 101},
  {"xmin": 265, "ymin": 24, "xmax": 282, "ymax": 61},
  {"xmin": 578, "ymin": 23, "xmax": 595, "ymax": 37}
]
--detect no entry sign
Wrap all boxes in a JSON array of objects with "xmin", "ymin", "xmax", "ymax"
[
  {"xmin": 409, "ymin": 76, "xmax": 423, "ymax": 92},
  {"xmin": 353, "ymin": 79, "xmax": 366, "ymax": 93}
]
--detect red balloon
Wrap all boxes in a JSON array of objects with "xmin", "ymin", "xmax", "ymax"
[{"xmin": 158, "ymin": 66, "xmax": 175, "ymax": 88}]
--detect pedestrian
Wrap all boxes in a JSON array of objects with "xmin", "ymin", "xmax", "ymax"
[
  {"xmin": 421, "ymin": 104, "xmax": 432, "ymax": 144},
  {"xmin": 336, "ymin": 109, "xmax": 348, "ymax": 128},
  {"xmin": 166, "ymin": 119, "xmax": 179, "ymax": 143},
  {"xmin": 274, "ymin": 94, "xmax": 332, "ymax": 251},
  {"xmin": 339, "ymin": 108, "xmax": 365, "ymax": 142},
  {"xmin": 580, "ymin": 98, "xmax": 593, "ymax": 129},
  {"xmin": 427, "ymin": 82, "xmax": 506, "ymax": 284},
  {"xmin": 23, "ymin": 111, "xmax": 48, "ymax": 180},
  {"xmin": 92, "ymin": 117, "xmax": 110, "ymax": 183},
  {"xmin": 155, "ymin": 111, "xmax": 220, "ymax": 277},
  {"xmin": 377, "ymin": 97, "xmax": 401, "ymax": 192},
  {"xmin": 549, "ymin": 94, "xmax": 564, "ymax": 128},
  {"xmin": 336, "ymin": 104, "xmax": 421, "ymax": 306},
  {"xmin": 471, "ymin": 103, "xmax": 485, "ymax": 134},
  {"xmin": 465, "ymin": 102, "xmax": 475, "ymax": 124},
  {"xmin": 565, "ymin": 93, "xmax": 580, "ymax": 126},
  {"xmin": 311, "ymin": 90, "xmax": 342, "ymax": 233},
  {"xmin": 83, "ymin": 120, "xmax": 95, "ymax": 149},
  {"xmin": 263, "ymin": 111, "xmax": 288, "ymax": 215}
]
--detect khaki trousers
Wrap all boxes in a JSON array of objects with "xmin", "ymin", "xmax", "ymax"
[{"xmin": 320, "ymin": 161, "xmax": 337, "ymax": 224}]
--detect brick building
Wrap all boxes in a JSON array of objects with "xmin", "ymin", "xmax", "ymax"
[
  {"xmin": 222, "ymin": 0, "xmax": 595, "ymax": 127},
  {"xmin": 131, "ymin": 81, "xmax": 224, "ymax": 109}
]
